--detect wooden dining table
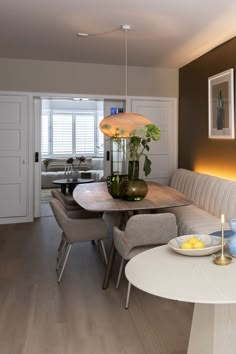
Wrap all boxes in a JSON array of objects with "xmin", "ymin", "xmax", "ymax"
[{"xmin": 73, "ymin": 181, "xmax": 191, "ymax": 289}]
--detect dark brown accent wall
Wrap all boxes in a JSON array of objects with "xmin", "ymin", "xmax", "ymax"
[{"xmin": 179, "ymin": 37, "xmax": 236, "ymax": 180}]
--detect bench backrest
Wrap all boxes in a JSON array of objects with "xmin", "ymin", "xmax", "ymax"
[{"xmin": 170, "ymin": 169, "xmax": 236, "ymax": 221}]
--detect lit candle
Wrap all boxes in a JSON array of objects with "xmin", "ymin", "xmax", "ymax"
[
  {"xmin": 213, "ymin": 212, "xmax": 232, "ymax": 265},
  {"xmin": 221, "ymin": 214, "xmax": 225, "ymax": 258},
  {"xmin": 221, "ymin": 214, "xmax": 225, "ymax": 224}
]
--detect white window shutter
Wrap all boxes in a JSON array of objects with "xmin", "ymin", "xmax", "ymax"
[
  {"xmin": 41, "ymin": 114, "xmax": 49, "ymax": 157},
  {"xmin": 52, "ymin": 114, "xmax": 73, "ymax": 155},
  {"xmin": 75, "ymin": 114, "xmax": 95, "ymax": 155}
]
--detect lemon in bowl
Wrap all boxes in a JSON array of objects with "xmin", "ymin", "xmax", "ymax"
[
  {"xmin": 192, "ymin": 241, "xmax": 205, "ymax": 249},
  {"xmin": 180, "ymin": 237, "xmax": 206, "ymax": 250},
  {"xmin": 168, "ymin": 234, "xmax": 222, "ymax": 256},
  {"xmin": 180, "ymin": 242, "xmax": 193, "ymax": 249},
  {"xmin": 188, "ymin": 237, "xmax": 200, "ymax": 246}
]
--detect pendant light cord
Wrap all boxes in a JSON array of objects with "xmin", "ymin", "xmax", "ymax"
[
  {"xmin": 125, "ymin": 29, "xmax": 128, "ymax": 113},
  {"xmin": 121, "ymin": 25, "xmax": 131, "ymax": 112}
]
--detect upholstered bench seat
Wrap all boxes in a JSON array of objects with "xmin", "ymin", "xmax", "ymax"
[{"xmin": 164, "ymin": 205, "xmax": 229, "ymax": 235}]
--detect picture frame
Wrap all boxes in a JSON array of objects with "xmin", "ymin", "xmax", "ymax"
[{"xmin": 208, "ymin": 68, "xmax": 234, "ymax": 139}]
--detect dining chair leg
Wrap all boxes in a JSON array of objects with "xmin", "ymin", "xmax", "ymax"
[
  {"xmin": 125, "ymin": 282, "xmax": 132, "ymax": 309},
  {"xmin": 116, "ymin": 258, "xmax": 125, "ymax": 289},
  {"xmin": 57, "ymin": 239, "xmax": 67, "ymax": 263},
  {"xmin": 99, "ymin": 240, "xmax": 108, "ymax": 265},
  {"xmin": 102, "ymin": 241, "xmax": 117, "ymax": 289},
  {"xmin": 56, "ymin": 241, "xmax": 68, "ymax": 270},
  {"xmin": 57, "ymin": 244, "xmax": 72, "ymax": 283},
  {"xmin": 58, "ymin": 239, "xmax": 64, "ymax": 252}
]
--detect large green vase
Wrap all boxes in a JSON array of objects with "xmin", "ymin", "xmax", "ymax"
[{"xmin": 123, "ymin": 161, "xmax": 148, "ymax": 201}]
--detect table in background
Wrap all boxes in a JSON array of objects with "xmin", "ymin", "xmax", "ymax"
[
  {"xmin": 73, "ymin": 182, "xmax": 191, "ymax": 288},
  {"xmin": 125, "ymin": 245, "xmax": 236, "ymax": 354},
  {"xmin": 53, "ymin": 178, "xmax": 94, "ymax": 195}
]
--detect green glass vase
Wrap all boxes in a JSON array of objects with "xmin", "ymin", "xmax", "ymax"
[
  {"xmin": 123, "ymin": 161, "xmax": 148, "ymax": 201},
  {"xmin": 107, "ymin": 174, "xmax": 128, "ymax": 199}
]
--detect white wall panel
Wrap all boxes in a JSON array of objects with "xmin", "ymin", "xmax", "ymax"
[
  {"xmin": 148, "ymin": 131, "xmax": 169, "ymax": 154},
  {"xmin": 0, "ymin": 157, "xmax": 20, "ymax": 177},
  {"xmin": 139, "ymin": 154, "xmax": 169, "ymax": 180},
  {"xmin": 0, "ymin": 102, "xmax": 21, "ymax": 124},
  {"xmin": 0, "ymin": 95, "xmax": 28, "ymax": 221},
  {"xmin": 132, "ymin": 104, "xmax": 169, "ymax": 130},
  {"xmin": 0, "ymin": 130, "xmax": 20, "ymax": 150},
  {"xmin": 0, "ymin": 58, "xmax": 178, "ymax": 98},
  {"xmin": 131, "ymin": 98, "xmax": 178, "ymax": 184},
  {"xmin": 0, "ymin": 184, "xmax": 22, "ymax": 217}
]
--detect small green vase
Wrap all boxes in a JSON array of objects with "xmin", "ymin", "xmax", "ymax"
[
  {"xmin": 107, "ymin": 174, "xmax": 128, "ymax": 199},
  {"xmin": 123, "ymin": 161, "xmax": 148, "ymax": 201}
]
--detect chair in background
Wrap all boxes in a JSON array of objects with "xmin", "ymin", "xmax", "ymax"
[
  {"xmin": 51, "ymin": 189, "xmax": 102, "ymax": 219},
  {"xmin": 50, "ymin": 198, "xmax": 108, "ymax": 283},
  {"xmin": 113, "ymin": 213, "xmax": 178, "ymax": 308}
]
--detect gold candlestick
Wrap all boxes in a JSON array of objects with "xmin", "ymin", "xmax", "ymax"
[{"xmin": 213, "ymin": 214, "xmax": 232, "ymax": 265}]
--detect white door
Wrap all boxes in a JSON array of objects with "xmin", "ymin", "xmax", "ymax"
[
  {"xmin": 131, "ymin": 98, "xmax": 177, "ymax": 184},
  {"xmin": 0, "ymin": 95, "xmax": 29, "ymax": 219}
]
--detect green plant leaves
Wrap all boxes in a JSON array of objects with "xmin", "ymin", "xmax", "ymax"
[
  {"xmin": 143, "ymin": 156, "xmax": 152, "ymax": 176},
  {"xmin": 146, "ymin": 124, "xmax": 160, "ymax": 141}
]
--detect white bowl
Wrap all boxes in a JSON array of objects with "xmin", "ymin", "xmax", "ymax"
[{"xmin": 168, "ymin": 234, "xmax": 224, "ymax": 256}]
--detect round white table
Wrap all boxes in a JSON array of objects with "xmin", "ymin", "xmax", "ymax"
[{"xmin": 125, "ymin": 245, "xmax": 236, "ymax": 354}]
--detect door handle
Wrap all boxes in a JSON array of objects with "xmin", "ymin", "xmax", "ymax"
[{"xmin": 35, "ymin": 152, "xmax": 39, "ymax": 162}]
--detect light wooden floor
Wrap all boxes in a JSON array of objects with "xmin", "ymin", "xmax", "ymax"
[{"xmin": 0, "ymin": 211, "xmax": 193, "ymax": 354}]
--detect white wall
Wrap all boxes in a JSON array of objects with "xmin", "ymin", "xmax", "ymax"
[{"xmin": 0, "ymin": 58, "xmax": 178, "ymax": 97}]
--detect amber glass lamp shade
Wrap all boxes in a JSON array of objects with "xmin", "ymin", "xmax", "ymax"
[{"xmin": 99, "ymin": 113, "xmax": 151, "ymax": 138}]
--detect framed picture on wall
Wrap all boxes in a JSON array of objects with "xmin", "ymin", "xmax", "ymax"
[{"xmin": 208, "ymin": 68, "xmax": 234, "ymax": 139}]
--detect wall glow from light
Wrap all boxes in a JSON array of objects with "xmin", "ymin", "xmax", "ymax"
[{"xmin": 193, "ymin": 162, "xmax": 236, "ymax": 181}]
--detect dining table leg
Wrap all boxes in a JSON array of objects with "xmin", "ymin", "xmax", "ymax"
[
  {"xmin": 61, "ymin": 184, "xmax": 67, "ymax": 195},
  {"xmin": 68, "ymin": 183, "xmax": 76, "ymax": 195},
  {"xmin": 102, "ymin": 241, "xmax": 117, "ymax": 289}
]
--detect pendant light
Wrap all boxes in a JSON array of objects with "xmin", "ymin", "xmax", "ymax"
[{"xmin": 99, "ymin": 24, "xmax": 151, "ymax": 138}]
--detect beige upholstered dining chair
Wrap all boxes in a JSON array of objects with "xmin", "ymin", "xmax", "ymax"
[
  {"xmin": 113, "ymin": 213, "xmax": 178, "ymax": 308},
  {"xmin": 51, "ymin": 189, "xmax": 101, "ymax": 219},
  {"xmin": 50, "ymin": 198, "xmax": 108, "ymax": 283}
]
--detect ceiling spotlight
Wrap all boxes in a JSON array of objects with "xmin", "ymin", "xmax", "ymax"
[{"xmin": 77, "ymin": 32, "xmax": 89, "ymax": 37}]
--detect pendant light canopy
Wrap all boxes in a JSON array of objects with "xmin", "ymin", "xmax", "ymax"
[{"xmin": 99, "ymin": 24, "xmax": 151, "ymax": 138}]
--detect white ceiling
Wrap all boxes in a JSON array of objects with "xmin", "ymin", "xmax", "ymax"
[{"xmin": 1, "ymin": 0, "xmax": 236, "ymax": 68}]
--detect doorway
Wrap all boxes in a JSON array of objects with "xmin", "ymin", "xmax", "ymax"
[{"xmin": 38, "ymin": 97, "xmax": 105, "ymax": 215}]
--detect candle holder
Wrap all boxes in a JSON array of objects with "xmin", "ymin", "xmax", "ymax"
[{"xmin": 213, "ymin": 217, "xmax": 232, "ymax": 266}]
